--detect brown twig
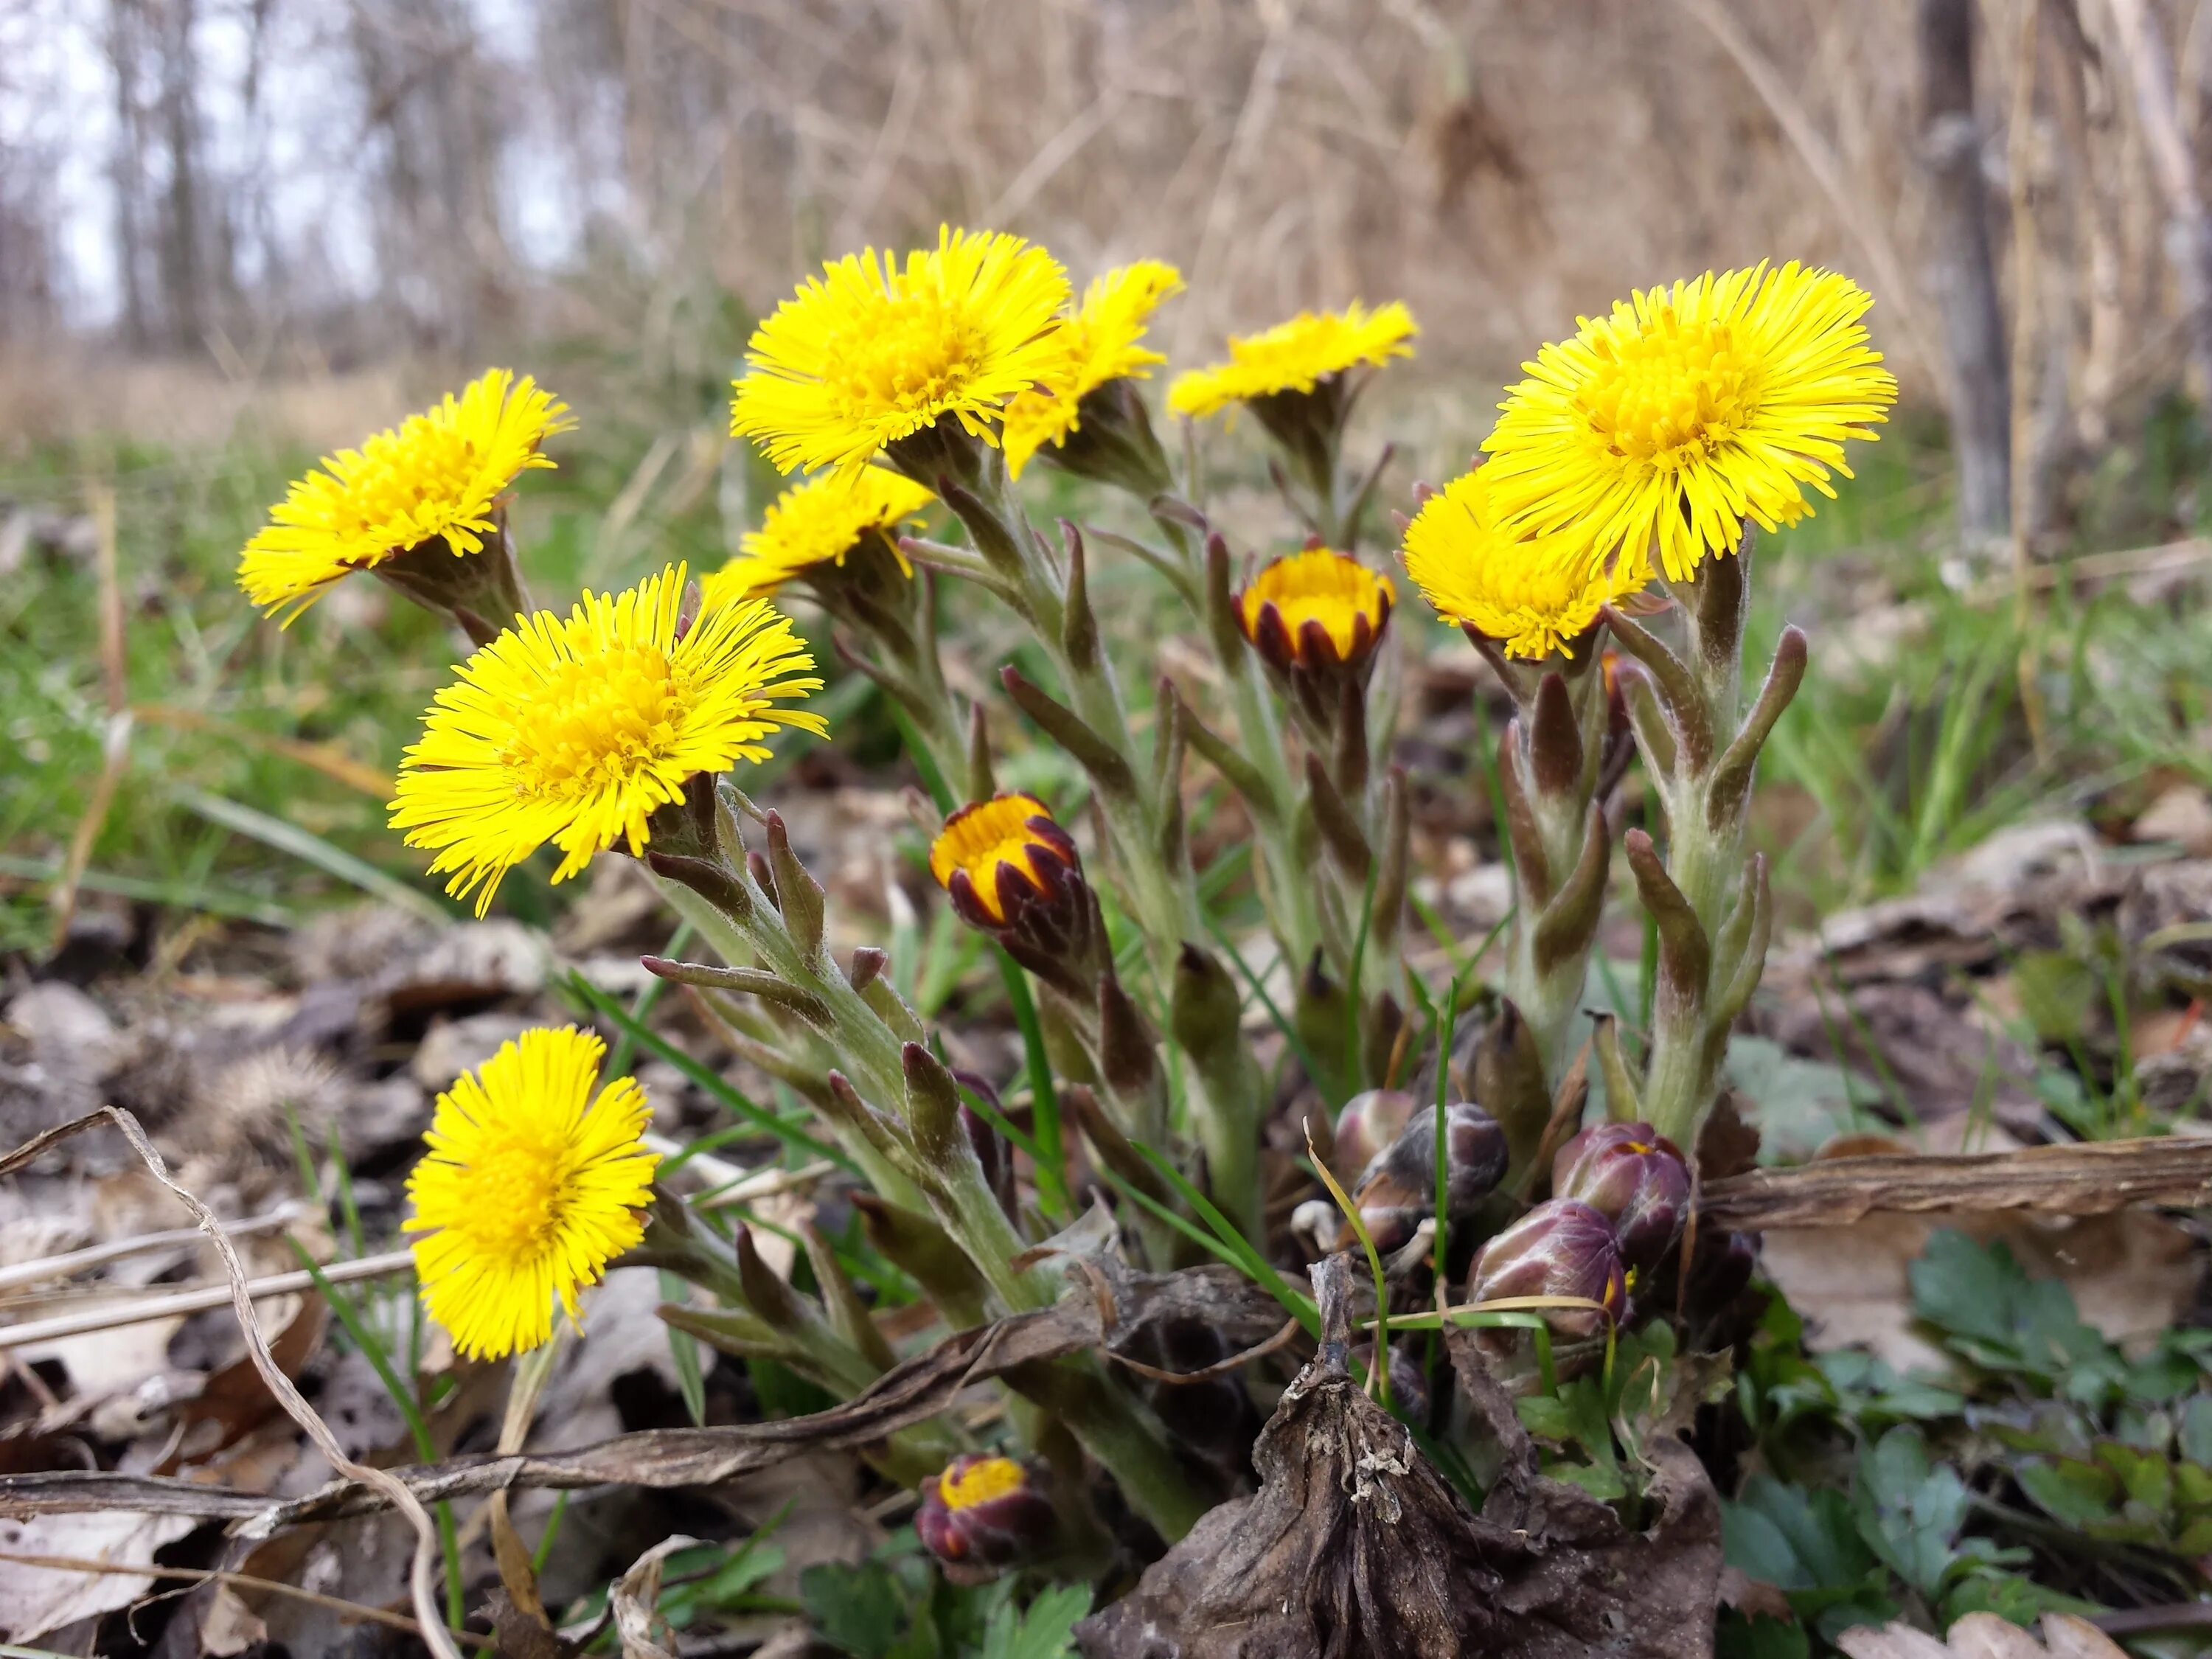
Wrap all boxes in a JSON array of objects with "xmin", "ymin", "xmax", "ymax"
[
  {"xmin": 0, "ymin": 1549, "xmax": 494, "ymax": 1650},
  {"xmin": 1698, "ymin": 1135, "xmax": 2212, "ymax": 1230},
  {"xmin": 0, "ymin": 1108, "xmax": 466, "ymax": 1659}
]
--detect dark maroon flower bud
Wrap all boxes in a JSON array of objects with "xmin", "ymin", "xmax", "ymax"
[
  {"xmin": 1551, "ymin": 1121, "xmax": 1690, "ymax": 1270},
  {"xmin": 915, "ymin": 1455, "xmax": 1057, "ymax": 1578},
  {"xmin": 1331, "ymin": 1088, "xmax": 1418, "ymax": 1181},
  {"xmin": 928, "ymin": 794, "xmax": 1105, "ymax": 999},
  {"xmin": 1467, "ymin": 1198, "xmax": 1627, "ymax": 1338},
  {"xmin": 1357, "ymin": 1102, "xmax": 1509, "ymax": 1219},
  {"xmin": 1351, "ymin": 1338, "xmax": 1432, "ymax": 1424}
]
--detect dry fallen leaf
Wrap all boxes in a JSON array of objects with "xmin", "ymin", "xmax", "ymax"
[
  {"xmin": 1762, "ymin": 1206, "xmax": 2197, "ymax": 1370},
  {"xmin": 1839, "ymin": 1613, "xmax": 2126, "ymax": 1659},
  {"xmin": 0, "ymin": 1509, "xmax": 197, "ymax": 1642}
]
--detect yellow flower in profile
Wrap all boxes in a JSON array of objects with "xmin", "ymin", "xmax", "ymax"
[
  {"xmin": 731, "ymin": 226, "xmax": 1070, "ymax": 479},
  {"xmin": 407, "ymin": 1026, "xmax": 658, "ymax": 1360},
  {"xmin": 1481, "ymin": 262, "xmax": 1897, "ymax": 583},
  {"xmin": 389, "ymin": 564, "xmax": 826, "ymax": 915},
  {"xmin": 1235, "ymin": 546, "xmax": 1395, "ymax": 671},
  {"xmin": 1167, "ymin": 301, "xmax": 1417, "ymax": 421},
  {"xmin": 1003, "ymin": 260, "xmax": 1185, "ymax": 477},
  {"xmin": 238, "ymin": 369, "xmax": 570, "ymax": 623},
  {"xmin": 1401, "ymin": 467, "xmax": 1638, "ymax": 660},
  {"xmin": 703, "ymin": 469, "xmax": 936, "ymax": 607}
]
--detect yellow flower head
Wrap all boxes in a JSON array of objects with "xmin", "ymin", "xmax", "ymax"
[
  {"xmin": 731, "ymin": 226, "xmax": 1071, "ymax": 480},
  {"xmin": 238, "ymin": 369, "xmax": 571, "ymax": 623},
  {"xmin": 1402, "ymin": 467, "xmax": 1638, "ymax": 660},
  {"xmin": 703, "ymin": 469, "xmax": 936, "ymax": 608},
  {"xmin": 1004, "ymin": 260, "xmax": 1185, "ymax": 478},
  {"xmin": 1236, "ymin": 546, "xmax": 1395, "ymax": 672},
  {"xmin": 940, "ymin": 1456, "xmax": 1029, "ymax": 1512},
  {"xmin": 389, "ymin": 564, "xmax": 826, "ymax": 915},
  {"xmin": 407, "ymin": 1025, "xmax": 658, "ymax": 1360},
  {"xmin": 1480, "ymin": 262, "xmax": 1896, "ymax": 583},
  {"xmin": 1168, "ymin": 301, "xmax": 1418, "ymax": 421},
  {"xmin": 928, "ymin": 793, "xmax": 1079, "ymax": 926}
]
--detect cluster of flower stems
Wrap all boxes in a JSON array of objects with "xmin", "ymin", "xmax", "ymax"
[{"xmin": 438, "ymin": 366, "xmax": 1804, "ymax": 1551}]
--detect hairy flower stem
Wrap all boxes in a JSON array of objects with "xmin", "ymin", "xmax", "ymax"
[
  {"xmin": 1154, "ymin": 509, "xmax": 1324, "ymax": 968},
  {"xmin": 1004, "ymin": 1355, "xmax": 1212, "ymax": 1543},
  {"xmin": 1492, "ymin": 653, "xmax": 1612, "ymax": 1084},
  {"xmin": 1608, "ymin": 531, "xmax": 1799, "ymax": 1147}
]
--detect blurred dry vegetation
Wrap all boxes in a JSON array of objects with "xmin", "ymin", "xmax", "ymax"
[{"xmin": 0, "ymin": 0, "xmax": 2196, "ymax": 473}]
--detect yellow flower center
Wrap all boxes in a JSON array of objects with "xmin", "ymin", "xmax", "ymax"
[
  {"xmin": 823, "ymin": 291, "xmax": 987, "ymax": 425},
  {"xmin": 502, "ymin": 644, "xmax": 683, "ymax": 803},
  {"xmin": 444, "ymin": 1131, "xmax": 571, "ymax": 1262},
  {"xmin": 1579, "ymin": 313, "xmax": 1759, "ymax": 470},
  {"xmin": 940, "ymin": 1456, "xmax": 1027, "ymax": 1511},
  {"xmin": 929, "ymin": 793, "xmax": 1057, "ymax": 923}
]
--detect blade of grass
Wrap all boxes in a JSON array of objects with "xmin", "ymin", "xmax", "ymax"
[
  {"xmin": 566, "ymin": 974, "xmax": 855, "ymax": 1172},
  {"xmin": 1303, "ymin": 1119, "xmax": 1391, "ymax": 1408},
  {"xmin": 0, "ymin": 855, "xmax": 296, "ymax": 928},
  {"xmin": 607, "ymin": 919, "xmax": 693, "ymax": 1079},
  {"xmin": 175, "ymin": 786, "xmax": 447, "ymax": 922},
  {"xmin": 1128, "ymin": 1142, "xmax": 1320, "ymax": 1335},
  {"xmin": 287, "ymin": 1242, "xmax": 465, "ymax": 1630},
  {"xmin": 1203, "ymin": 916, "xmax": 1333, "ymax": 1105}
]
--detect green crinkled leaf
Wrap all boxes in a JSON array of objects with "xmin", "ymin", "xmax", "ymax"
[
  {"xmin": 2185, "ymin": 1398, "xmax": 2212, "ymax": 1467},
  {"xmin": 1716, "ymin": 1611, "xmax": 1812, "ymax": 1659},
  {"xmin": 1722, "ymin": 1475, "xmax": 1877, "ymax": 1592},
  {"xmin": 1853, "ymin": 1427, "xmax": 1971, "ymax": 1597},
  {"xmin": 978, "ymin": 1585, "xmax": 1091, "ymax": 1659},
  {"xmin": 2095, "ymin": 1441, "xmax": 2174, "ymax": 1514},
  {"xmin": 2015, "ymin": 1458, "xmax": 2120, "ymax": 1528},
  {"xmin": 804, "ymin": 1561, "xmax": 911, "ymax": 1659}
]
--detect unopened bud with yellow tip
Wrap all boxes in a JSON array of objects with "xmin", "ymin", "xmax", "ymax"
[{"xmin": 916, "ymin": 1454, "xmax": 1057, "ymax": 1577}]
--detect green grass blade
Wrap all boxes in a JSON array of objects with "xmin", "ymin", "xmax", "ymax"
[
  {"xmin": 566, "ymin": 973, "xmax": 856, "ymax": 1173},
  {"xmin": 174, "ymin": 786, "xmax": 446, "ymax": 921}
]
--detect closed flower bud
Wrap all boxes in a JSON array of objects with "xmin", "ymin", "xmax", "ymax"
[
  {"xmin": 1236, "ymin": 546, "xmax": 1394, "ymax": 676},
  {"xmin": 928, "ymin": 793, "xmax": 1103, "ymax": 998},
  {"xmin": 916, "ymin": 1455, "xmax": 1057, "ymax": 1576},
  {"xmin": 1467, "ymin": 1198, "xmax": 1626, "ymax": 1338},
  {"xmin": 1551, "ymin": 1121, "xmax": 1690, "ymax": 1270},
  {"xmin": 1356, "ymin": 1102, "xmax": 1509, "ymax": 1220},
  {"xmin": 1330, "ymin": 1088, "xmax": 1418, "ymax": 1181}
]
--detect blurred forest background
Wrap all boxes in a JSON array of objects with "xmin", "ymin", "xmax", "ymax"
[
  {"xmin": 4, "ymin": 0, "xmax": 2211, "ymax": 538},
  {"xmin": 6, "ymin": 0, "xmax": 2212, "ymax": 950}
]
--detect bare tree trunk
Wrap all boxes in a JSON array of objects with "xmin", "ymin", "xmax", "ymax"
[
  {"xmin": 2103, "ymin": 0, "xmax": 2212, "ymax": 406},
  {"xmin": 2050, "ymin": 0, "xmax": 2126, "ymax": 448},
  {"xmin": 1919, "ymin": 0, "xmax": 2013, "ymax": 545},
  {"xmin": 153, "ymin": 0, "xmax": 206, "ymax": 349},
  {"xmin": 105, "ymin": 0, "xmax": 150, "ymax": 350}
]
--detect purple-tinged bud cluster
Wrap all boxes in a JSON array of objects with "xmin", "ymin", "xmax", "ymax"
[
  {"xmin": 1330, "ymin": 1088, "xmax": 1418, "ymax": 1182},
  {"xmin": 1551, "ymin": 1121, "xmax": 1690, "ymax": 1270},
  {"xmin": 916, "ymin": 1455, "xmax": 1056, "ymax": 1576},
  {"xmin": 1357, "ymin": 1102, "xmax": 1509, "ymax": 1219},
  {"xmin": 1467, "ymin": 1197, "xmax": 1627, "ymax": 1339}
]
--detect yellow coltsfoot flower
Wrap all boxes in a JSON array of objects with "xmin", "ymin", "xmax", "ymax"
[
  {"xmin": 389, "ymin": 563, "xmax": 826, "ymax": 915},
  {"xmin": 1235, "ymin": 545, "xmax": 1395, "ymax": 674},
  {"xmin": 1479, "ymin": 261, "xmax": 1897, "ymax": 583},
  {"xmin": 929, "ymin": 793, "xmax": 1082, "ymax": 928},
  {"xmin": 730, "ymin": 226, "xmax": 1070, "ymax": 482},
  {"xmin": 1003, "ymin": 260, "xmax": 1184, "ymax": 479},
  {"xmin": 1167, "ymin": 301, "xmax": 1417, "ymax": 422},
  {"xmin": 703, "ymin": 468, "xmax": 936, "ymax": 607},
  {"xmin": 1401, "ymin": 467, "xmax": 1637, "ymax": 661},
  {"xmin": 407, "ymin": 1026, "xmax": 658, "ymax": 1360},
  {"xmin": 238, "ymin": 368, "xmax": 569, "ymax": 624}
]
